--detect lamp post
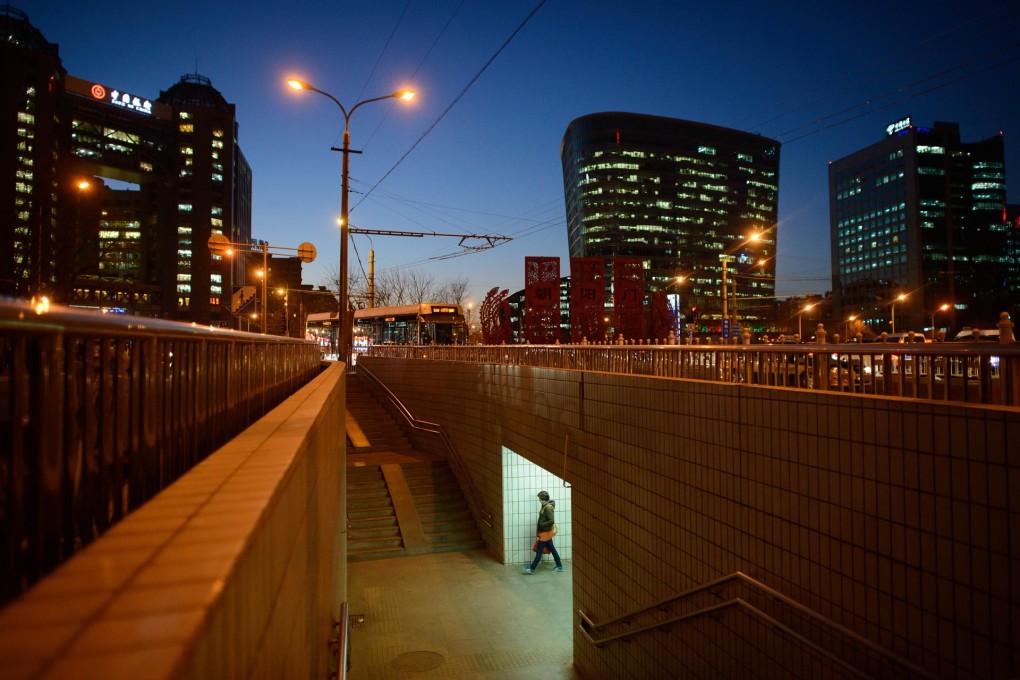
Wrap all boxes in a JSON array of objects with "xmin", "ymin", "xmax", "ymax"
[
  {"xmin": 207, "ymin": 235, "xmax": 316, "ymax": 334},
  {"xmin": 890, "ymin": 293, "xmax": 907, "ymax": 334},
  {"xmin": 276, "ymin": 284, "xmax": 290, "ymax": 336},
  {"xmin": 930, "ymin": 303, "xmax": 949, "ymax": 339},
  {"xmin": 721, "ymin": 231, "xmax": 763, "ymax": 339},
  {"xmin": 845, "ymin": 314, "xmax": 857, "ymax": 341},
  {"xmin": 798, "ymin": 303, "xmax": 815, "ymax": 340},
  {"xmin": 287, "ymin": 78, "xmax": 415, "ymax": 364}
]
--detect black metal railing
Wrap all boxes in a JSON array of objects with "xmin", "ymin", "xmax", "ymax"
[
  {"xmin": 578, "ymin": 571, "xmax": 936, "ymax": 679},
  {"xmin": 0, "ymin": 298, "xmax": 323, "ymax": 604},
  {"xmin": 366, "ymin": 342, "xmax": 1020, "ymax": 407}
]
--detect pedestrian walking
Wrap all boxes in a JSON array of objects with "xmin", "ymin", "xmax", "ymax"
[{"xmin": 522, "ymin": 491, "xmax": 563, "ymax": 574}]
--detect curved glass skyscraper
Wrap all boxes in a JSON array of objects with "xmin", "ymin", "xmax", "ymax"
[{"xmin": 561, "ymin": 112, "xmax": 780, "ymax": 331}]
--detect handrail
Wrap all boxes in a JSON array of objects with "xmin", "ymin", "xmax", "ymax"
[
  {"xmin": 355, "ymin": 363, "xmax": 494, "ymax": 528},
  {"xmin": 577, "ymin": 571, "xmax": 936, "ymax": 679},
  {"xmin": 365, "ymin": 342, "xmax": 1020, "ymax": 408}
]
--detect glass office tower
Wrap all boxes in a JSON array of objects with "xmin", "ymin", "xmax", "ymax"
[
  {"xmin": 829, "ymin": 120, "xmax": 1010, "ymax": 333},
  {"xmin": 561, "ymin": 113, "xmax": 780, "ymax": 332}
]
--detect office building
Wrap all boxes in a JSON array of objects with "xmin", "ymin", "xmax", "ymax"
[
  {"xmin": 829, "ymin": 119, "xmax": 1010, "ymax": 332},
  {"xmin": 0, "ymin": 5, "xmax": 251, "ymax": 324},
  {"xmin": 560, "ymin": 112, "xmax": 780, "ymax": 333}
]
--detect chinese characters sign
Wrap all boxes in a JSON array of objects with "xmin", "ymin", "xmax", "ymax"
[
  {"xmin": 524, "ymin": 257, "xmax": 560, "ymax": 345},
  {"xmin": 90, "ymin": 83, "xmax": 153, "ymax": 116}
]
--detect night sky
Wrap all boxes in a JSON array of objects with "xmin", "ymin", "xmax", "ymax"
[{"xmin": 15, "ymin": 0, "xmax": 1020, "ymax": 306}]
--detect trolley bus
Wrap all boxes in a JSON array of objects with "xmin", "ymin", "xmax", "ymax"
[{"xmin": 306, "ymin": 303, "xmax": 467, "ymax": 357}]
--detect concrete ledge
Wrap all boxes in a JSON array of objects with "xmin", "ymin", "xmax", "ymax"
[{"xmin": 0, "ymin": 362, "xmax": 347, "ymax": 680}]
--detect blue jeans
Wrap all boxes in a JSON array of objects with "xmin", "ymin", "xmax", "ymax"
[{"xmin": 530, "ymin": 538, "xmax": 562, "ymax": 569}]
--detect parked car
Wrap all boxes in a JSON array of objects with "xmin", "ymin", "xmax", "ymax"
[
  {"xmin": 884, "ymin": 332, "xmax": 931, "ymax": 344},
  {"xmin": 952, "ymin": 328, "xmax": 999, "ymax": 342}
]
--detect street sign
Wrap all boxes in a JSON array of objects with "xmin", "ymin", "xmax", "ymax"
[{"xmin": 722, "ymin": 318, "xmax": 730, "ymax": 339}]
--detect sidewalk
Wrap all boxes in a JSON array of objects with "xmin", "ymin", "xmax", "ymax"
[{"xmin": 347, "ymin": 549, "xmax": 580, "ymax": 679}]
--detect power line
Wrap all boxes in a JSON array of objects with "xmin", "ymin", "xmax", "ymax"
[{"xmin": 352, "ymin": 0, "xmax": 548, "ymax": 213}]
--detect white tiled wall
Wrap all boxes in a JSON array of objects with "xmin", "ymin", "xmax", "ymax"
[{"xmin": 502, "ymin": 446, "xmax": 572, "ymax": 565}]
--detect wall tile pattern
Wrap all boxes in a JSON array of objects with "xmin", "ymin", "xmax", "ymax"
[
  {"xmin": 502, "ymin": 447, "xmax": 572, "ymax": 565},
  {"xmin": 360, "ymin": 356, "xmax": 1020, "ymax": 679}
]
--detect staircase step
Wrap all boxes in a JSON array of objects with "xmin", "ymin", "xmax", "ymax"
[
  {"xmin": 348, "ymin": 537, "xmax": 403, "ymax": 552},
  {"xmin": 350, "ymin": 526, "xmax": 401, "ymax": 541}
]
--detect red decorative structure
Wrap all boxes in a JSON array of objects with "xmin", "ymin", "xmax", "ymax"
[
  {"xmin": 614, "ymin": 258, "xmax": 645, "ymax": 341},
  {"xmin": 570, "ymin": 257, "xmax": 605, "ymax": 343},
  {"xmin": 524, "ymin": 257, "xmax": 561, "ymax": 344},
  {"xmin": 480, "ymin": 287, "xmax": 513, "ymax": 344},
  {"xmin": 649, "ymin": 290, "xmax": 676, "ymax": 341}
]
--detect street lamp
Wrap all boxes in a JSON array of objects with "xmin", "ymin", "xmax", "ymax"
[
  {"xmin": 721, "ymin": 231, "xmax": 764, "ymax": 339},
  {"xmin": 930, "ymin": 303, "xmax": 950, "ymax": 339},
  {"xmin": 798, "ymin": 303, "xmax": 815, "ymax": 340},
  {"xmin": 287, "ymin": 78, "xmax": 415, "ymax": 364},
  {"xmin": 207, "ymin": 235, "xmax": 316, "ymax": 334},
  {"xmin": 276, "ymin": 285, "xmax": 290, "ymax": 336},
  {"xmin": 845, "ymin": 314, "xmax": 857, "ymax": 341},
  {"xmin": 890, "ymin": 293, "xmax": 907, "ymax": 334}
]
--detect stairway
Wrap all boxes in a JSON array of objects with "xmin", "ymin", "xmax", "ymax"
[
  {"xmin": 345, "ymin": 376, "xmax": 413, "ymax": 453},
  {"xmin": 346, "ymin": 465, "xmax": 404, "ymax": 561},
  {"xmin": 402, "ymin": 461, "xmax": 484, "ymax": 554}
]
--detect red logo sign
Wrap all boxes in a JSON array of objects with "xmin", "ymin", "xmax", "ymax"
[{"xmin": 90, "ymin": 84, "xmax": 106, "ymax": 100}]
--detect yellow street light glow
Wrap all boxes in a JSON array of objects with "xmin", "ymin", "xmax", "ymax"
[
  {"xmin": 397, "ymin": 89, "xmax": 415, "ymax": 101},
  {"xmin": 77, "ymin": 180, "xmax": 90, "ymax": 190},
  {"xmin": 287, "ymin": 79, "xmax": 306, "ymax": 90}
]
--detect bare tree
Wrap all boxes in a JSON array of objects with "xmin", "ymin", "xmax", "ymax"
[
  {"xmin": 406, "ymin": 270, "xmax": 437, "ymax": 304},
  {"xmin": 437, "ymin": 276, "xmax": 469, "ymax": 306}
]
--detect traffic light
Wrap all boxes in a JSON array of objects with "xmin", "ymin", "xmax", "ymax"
[{"xmin": 689, "ymin": 306, "xmax": 698, "ymax": 323}]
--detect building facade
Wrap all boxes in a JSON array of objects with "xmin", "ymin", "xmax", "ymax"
[
  {"xmin": 829, "ymin": 118, "xmax": 1011, "ymax": 334},
  {"xmin": 560, "ymin": 112, "xmax": 780, "ymax": 334},
  {"xmin": 0, "ymin": 6, "xmax": 252, "ymax": 324}
]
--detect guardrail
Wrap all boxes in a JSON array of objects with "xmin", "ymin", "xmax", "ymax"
[
  {"xmin": 365, "ymin": 342, "xmax": 1020, "ymax": 408},
  {"xmin": 0, "ymin": 298, "xmax": 323, "ymax": 604}
]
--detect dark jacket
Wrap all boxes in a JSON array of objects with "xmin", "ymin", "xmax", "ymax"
[{"xmin": 536, "ymin": 500, "xmax": 556, "ymax": 533}]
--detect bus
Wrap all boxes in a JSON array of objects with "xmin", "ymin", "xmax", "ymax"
[
  {"xmin": 353, "ymin": 303, "xmax": 466, "ymax": 350},
  {"xmin": 305, "ymin": 303, "xmax": 467, "ymax": 358}
]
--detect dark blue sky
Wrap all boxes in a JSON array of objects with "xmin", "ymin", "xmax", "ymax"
[{"xmin": 17, "ymin": 0, "xmax": 1020, "ymax": 306}]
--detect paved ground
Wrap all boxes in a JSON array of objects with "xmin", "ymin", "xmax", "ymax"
[{"xmin": 346, "ymin": 549, "xmax": 581, "ymax": 679}]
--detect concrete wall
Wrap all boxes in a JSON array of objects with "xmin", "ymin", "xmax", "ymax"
[
  {"xmin": 0, "ymin": 362, "xmax": 346, "ymax": 680},
  {"xmin": 359, "ymin": 356, "xmax": 1020, "ymax": 679}
]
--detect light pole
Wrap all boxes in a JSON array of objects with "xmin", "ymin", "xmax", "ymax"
[
  {"xmin": 721, "ymin": 231, "xmax": 764, "ymax": 339},
  {"xmin": 207, "ymin": 235, "xmax": 316, "ymax": 334},
  {"xmin": 798, "ymin": 303, "xmax": 815, "ymax": 340},
  {"xmin": 287, "ymin": 78, "xmax": 415, "ymax": 364},
  {"xmin": 276, "ymin": 284, "xmax": 290, "ymax": 336},
  {"xmin": 930, "ymin": 303, "xmax": 949, "ymax": 339},
  {"xmin": 891, "ymin": 293, "xmax": 907, "ymax": 334}
]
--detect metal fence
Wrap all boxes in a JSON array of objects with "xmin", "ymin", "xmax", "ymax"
[
  {"xmin": 0, "ymin": 299, "xmax": 323, "ymax": 604},
  {"xmin": 365, "ymin": 342, "xmax": 1020, "ymax": 408}
]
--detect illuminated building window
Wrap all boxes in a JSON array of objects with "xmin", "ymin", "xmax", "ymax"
[
  {"xmin": 180, "ymin": 123, "xmax": 194, "ymax": 133},
  {"xmin": 179, "ymin": 146, "xmax": 193, "ymax": 155}
]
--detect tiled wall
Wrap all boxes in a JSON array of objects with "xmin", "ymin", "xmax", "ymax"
[
  {"xmin": 502, "ymin": 447, "xmax": 572, "ymax": 564},
  {"xmin": 360, "ymin": 356, "xmax": 1020, "ymax": 679}
]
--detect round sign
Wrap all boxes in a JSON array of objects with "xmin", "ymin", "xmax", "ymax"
[
  {"xmin": 207, "ymin": 234, "xmax": 231, "ymax": 254},
  {"xmin": 298, "ymin": 242, "xmax": 317, "ymax": 263}
]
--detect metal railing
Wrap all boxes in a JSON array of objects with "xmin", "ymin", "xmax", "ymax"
[
  {"xmin": 578, "ymin": 571, "xmax": 936, "ymax": 679},
  {"xmin": 0, "ymin": 299, "xmax": 323, "ymax": 604},
  {"xmin": 366, "ymin": 342, "xmax": 1020, "ymax": 407},
  {"xmin": 355, "ymin": 363, "xmax": 494, "ymax": 529}
]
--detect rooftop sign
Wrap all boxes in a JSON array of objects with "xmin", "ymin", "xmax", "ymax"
[
  {"xmin": 89, "ymin": 82, "xmax": 152, "ymax": 115},
  {"xmin": 886, "ymin": 117, "xmax": 911, "ymax": 136}
]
